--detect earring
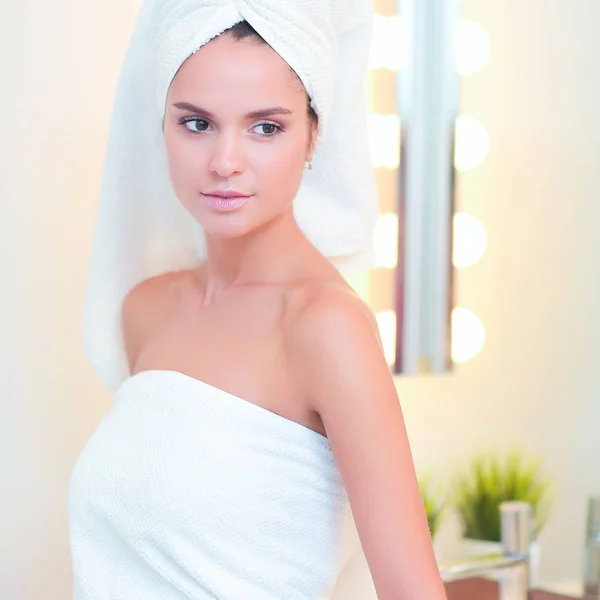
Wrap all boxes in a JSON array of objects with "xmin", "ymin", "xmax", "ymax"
[{"xmin": 305, "ymin": 161, "xmax": 313, "ymax": 170}]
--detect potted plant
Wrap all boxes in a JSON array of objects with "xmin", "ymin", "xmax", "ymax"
[{"xmin": 453, "ymin": 450, "xmax": 554, "ymax": 585}]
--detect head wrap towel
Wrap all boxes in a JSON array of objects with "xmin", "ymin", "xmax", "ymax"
[{"xmin": 82, "ymin": 0, "xmax": 379, "ymax": 392}]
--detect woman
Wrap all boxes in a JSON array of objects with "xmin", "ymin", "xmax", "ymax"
[{"xmin": 68, "ymin": 1, "xmax": 447, "ymax": 599}]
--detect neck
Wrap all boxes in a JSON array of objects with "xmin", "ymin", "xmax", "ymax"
[{"xmin": 200, "ymin": 209, "xmax": 313, "ymax": 306}]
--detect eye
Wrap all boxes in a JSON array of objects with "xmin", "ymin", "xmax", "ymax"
[
  {"xmin": 181, "ymin": 118, "xmax": 210, "ymax": 134},
  {"xmin": 254, "ymin": 122, "xmax": 284, "ymax": 137}
]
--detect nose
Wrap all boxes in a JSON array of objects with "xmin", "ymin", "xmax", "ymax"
[{"xmin": 208, "ymin": 131, "xmax": 246, "ymax": 178}]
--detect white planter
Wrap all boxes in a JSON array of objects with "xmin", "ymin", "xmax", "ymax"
[
  {"xmin": 459, "ymin": 538, "xmax": 541, "ymax": 588},
  {"xmin": 528, "ymin": 541, "xmax": 541, "ymax": 589}
]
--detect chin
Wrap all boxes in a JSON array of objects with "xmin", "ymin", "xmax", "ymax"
[
  {"xmin": 197, "ymin": 214, "xmax": 260, "ymax": 240},
  {"xmin": 182, "ymin": 196, "xmax": 288, "ymax": 240}
]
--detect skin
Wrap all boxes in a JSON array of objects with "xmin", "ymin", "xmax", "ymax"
[{"xmin": 121, "ymin": 31, "xmax": 447, "ymax": 600}]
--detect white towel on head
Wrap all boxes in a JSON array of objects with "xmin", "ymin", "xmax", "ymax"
[{"xmin": 81, "ymin": 0, "xmax": 379, "ymax": 393}]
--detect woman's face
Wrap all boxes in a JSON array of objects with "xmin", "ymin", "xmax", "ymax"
[{"xmin": 163, "ymin": 33, "xmax": 318, "ymax": 240}]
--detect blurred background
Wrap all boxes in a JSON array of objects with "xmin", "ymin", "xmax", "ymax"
[{"xmin": 2, "ymin": 0, "xmax": 599, "ymax": 598}]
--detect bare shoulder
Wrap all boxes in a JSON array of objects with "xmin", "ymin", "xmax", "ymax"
[
  {"xmin": 282, "ymin": 277, "xmax": 387, "ymax": 415},
  {"xmin": 121, "ymin": 268, "xmax": 196, "ymax": 371},
  {"xmin": 283, "ymin": 278, "xmax": 383, "ymax": 362},
  {"xmin": 122, "ymin": 268, "xmax": 189, "ymax": 307}
]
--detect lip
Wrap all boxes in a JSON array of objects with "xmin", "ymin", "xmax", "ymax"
[
  {"xmin": 201, "ymin": 191, "xmax": 252, "ymax": 212},
  {"xmin": 204, "ymin": 190, "xmax": 251, "ymax": 198}
]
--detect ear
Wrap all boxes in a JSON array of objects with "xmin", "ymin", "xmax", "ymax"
[{"xmin": 307, "ymin": 118, "xmax": 318, "ymax": 162}]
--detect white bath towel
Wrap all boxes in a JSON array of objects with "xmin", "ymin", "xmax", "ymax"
[
  {"xmin": 81, "ymin": 0, "xmax": 378, "ymax": 392},
  {"xmin": 68, "ymin": 369, "xmax": 351, "ymax": 599}
]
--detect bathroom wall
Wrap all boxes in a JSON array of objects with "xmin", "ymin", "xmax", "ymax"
[
  {"xmin": 1, "ymin": 2, "xmax": 142, "ymax": 598},
  {"xmin": 1, "ymin": 0, "xmax": 599, "ymax": 598}
]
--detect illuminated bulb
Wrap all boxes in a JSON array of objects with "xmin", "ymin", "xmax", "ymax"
[
  {"xmin": 451, "ymin": 308, "xmax": 485, "ymax": 363},
  {"xmin": 453, "ymin": 212, "xmax": 488, "ymax": 268},
  {"xmin": 455, "ymin": 116, "xmax": 490, "ymax": 172},
  {"xmin": 368, "ymin": 113, "xmax": 401, "ymax": 169},
  {"xmin": 344, "ymin": 271, "xmax": 370, "ymax": 301},
  {"xmin": 374, "ymin": 213, "xmax": 399, "ymax": 268},
  {"xmin": 456, "ymin": 20, "xmax": 491, "ymax": 77},
  {"xmin": 369, "ymin": 15, "xmax": 408, "ymax": 71},
  {"xmin": 375, "ymin": 311, "xmax": 397, "ymax": 366}
]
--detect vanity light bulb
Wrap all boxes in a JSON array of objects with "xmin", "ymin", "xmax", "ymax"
[
  {"xmin": 368, "ymin": 113, "xmax": 401, "ymax": 169},
  {"xmin": 453, "ymin": 212, "xmax": 488, "ymax": 268},
  {"xmin": 456, "ymin": 20, "xmax": 491, "ymax": 77},
  {"xmin": 374, "ymin": 213, "xmax": 399, "ymax": 269},
  {"xmin": 369, "ymin": 15, "xmax": 408, "ymax": 71},
  {"xmin": 451, "ymin": 308, "xmax": 485, "ymax": 363},
  {"xmin": 375, "ymin": 310, "xmax": 397, "ymax": 366},
  {"xmin": 454, "ymin": 116, "xmax": 490, "ymax": 172}
]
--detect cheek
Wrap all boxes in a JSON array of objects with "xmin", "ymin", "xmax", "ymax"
[
  {"xmin": 164, "ymin": 135, "xmax": 202, "ymax": 191},
  {"xmin": 256, "ymin": 143, "xmax": 305, "ymax": 200}
]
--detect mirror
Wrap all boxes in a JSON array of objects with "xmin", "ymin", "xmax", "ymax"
[{"xmin": 351, "ymin": 0, "xmax": 462, "ymax": 376}]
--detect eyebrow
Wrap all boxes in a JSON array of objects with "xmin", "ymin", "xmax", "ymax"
[{"xmin": 172, "ymin": 102, "xmax": 293, "ymax": 120}]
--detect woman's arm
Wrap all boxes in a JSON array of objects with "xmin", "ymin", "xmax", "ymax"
[{"xmin": 287, "ymin": 287, "xmax": 447, "ymax": 600}]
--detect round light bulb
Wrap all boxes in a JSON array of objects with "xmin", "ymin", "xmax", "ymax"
[
  {"xmin": 375, "ymin": 311, "xmax": 397, "ymax": 366},
  {"xmin": 453, "ymin": 212, "xmax": 488, "ymax": 268},
  {"xmin": 374, "ymin": 213, "xmax": 399, "ymax": 268},
  {"xmin": 455, "ymin": 116, "xmax": 490, "ymax": 172},
  {"xmin": 451, "ymin": 308, "xmax": 485, "ymax": 363},
  {"xmin": 456, "ymin": 20, "xmax": 492, "ymax": 77},
  {"xmin": 369, "ymin": 15, "xmax": 408, "ymax": 71},
  {"xmin": 368, "ymin": 113, "xmax": 401, "ymax": 169}
]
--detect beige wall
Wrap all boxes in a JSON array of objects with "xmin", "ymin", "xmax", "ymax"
[
  {"xmin": 2, "ymin": 1, "xmax": 599, "ymax": 598},
  {"xmin": 1, "ymin": 2, "xmax": 142, "ymax": 598}
]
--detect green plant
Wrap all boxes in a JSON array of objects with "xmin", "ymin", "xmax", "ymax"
[
  {"xmin": 418, "ymin": 472, "xmax": 445, "ymax": 538},
  {"xmin": 453, "ymin": 450, "xmax": 554, "ymax": 542}
]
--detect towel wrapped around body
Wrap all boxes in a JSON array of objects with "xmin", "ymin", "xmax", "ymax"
[{"xmin": 68, "ymin": 370, "xmax": 351, "ymax": 599}]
